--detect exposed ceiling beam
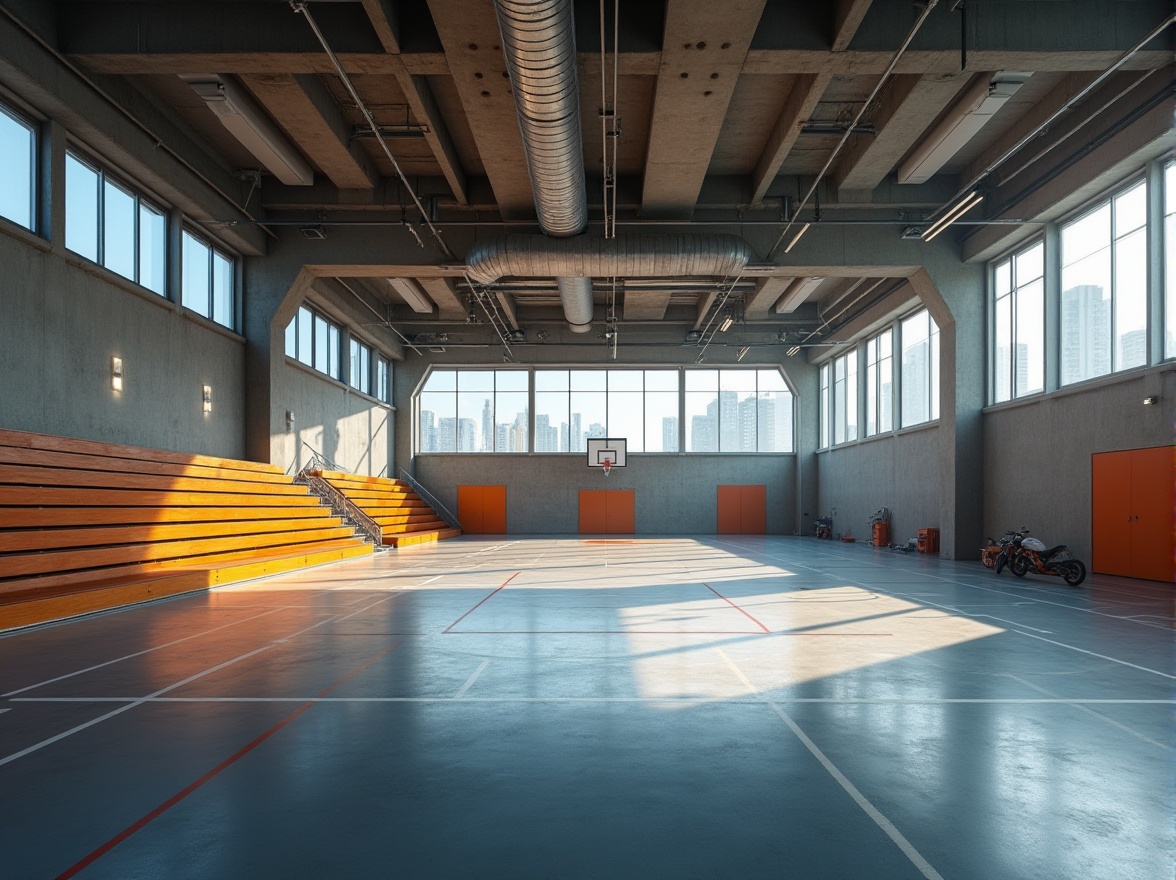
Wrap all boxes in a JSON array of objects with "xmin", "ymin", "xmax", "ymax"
[
  {"xmin": 623, "ymin": 291, "xmax": 673, "ymax": 321},
  {"xmin": 640, "ymin": 0, "xmax": 768, "ymax": 219},
  {"xmin": 240, "ymin": 73, "xmax": 378, "ymax": 191},
  {"xmin": 496, "ymin": 292, "xmax": 519, "ymax": 330},
  {"xmin": 694, "ymin": 292, "xmax": 719, "ymax": 330},
  {"xmin": 744, "ymin": 277, "xmax": 791, "ymax": 318},
  {"xmin": 750, "ymin": 72, "xmax": 832, "ymax": 206},
  {"xmin": 425, "ymin": 0, "xmax": 534, "ymax": 220},
  {"xmin": 833, "ymin": 72, "xmax": 971, "ymax": 192},
  {"xmin": 387, "ymin": 277, "xmax": 436, "ymax": 314},
  {"xmin": 416, "ymin": 277, "xmax": 467, "ymax": 320},
  {"xmin": 775, "ymin": 276, "xmax": 825, "ymax": 314},
  {"xmin": 360, "ymin": 0, "xmax": 402, "ymax": 54},
  {"xmin": 832, "ymin": 0, "xmax": 875, "ymax": 52}
]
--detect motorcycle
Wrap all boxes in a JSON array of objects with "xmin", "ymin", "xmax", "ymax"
[
  {"xmin": 1001, "ymin": 526, "xmax": 1087, "ymax": 586},
  {"xmin": 983, "ymin": 529, "xmax": 1019, "ymax": 573},
  {"xmin": 815, "ymin": 516, "xmax": 833, "ymax": 539}
]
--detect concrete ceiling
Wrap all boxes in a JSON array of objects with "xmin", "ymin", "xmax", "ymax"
[{"xmin": 42, "ymin": 0, "xmax": 1175, "ymax": 345}]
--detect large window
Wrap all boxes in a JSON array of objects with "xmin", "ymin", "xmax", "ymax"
[
  {"xmin": 284, "ymin": 305, "xmax": 341, "ymax": 381},
  {"xmin": 900, "ymin": 309, "xmax": 940, "ymax": 427},
  {"xmin": 65, "ymin": 151, "xmax": 166, "ymax": 294},
  {"xmin": 182, "ymin": 230, "xmax": 235, "ymax": 329},
  {"xmin": 828, "ymin": 351, "xmax": 858, "ymax": 445},
  {"xmin": 865, "ymin": 329, "xmax": 893, "ymax": 436},
  {"xmin": 416, "ymin": 368, "xmax": 793, "ymax": 454},
  {"xmin": 1165, "ymin": 162, "xmax": 1175, "ymax": 360},
  {"xmin": 1060, "ymin": 179, "xmax": 1147, "ymax": 385},
  {"xmin": 377, "ymin": 356, "xmax": 391, "ymax": 403},
  {"xmin": 992, "ymin": 240, "xmax": 1044, "ymax": 402},
  {"xmin": 349, "ymin": 338, "xmax": 372, "ymax": 395},
  {"xmin": 420, "ymin": 370, "xmax": 529, "ymax": 452},
  {"xmin": 0, "ymin": 103, "xmax": 34, "ymax": 231}
]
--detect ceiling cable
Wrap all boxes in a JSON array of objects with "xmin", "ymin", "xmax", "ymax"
[
  {"xmin": 767, "ymin": 0, "xmax": 942, "ymax": 259},
  {"xmin": 289, "ymin": 0, "xmax": 455, "ymax": 261}
]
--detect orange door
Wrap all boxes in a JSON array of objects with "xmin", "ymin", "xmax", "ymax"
[
  {"xmin": 481, "ymin": 484, "xmax": 508, "ymax": 533},
  {"xmin": 716, "ymin": 486, "xmax": 742, "ymax": 533},
  {"xmin": 1129, "ymin": 446, "xmax": 1175, "ymax": 582},
  {"xmin": 457, "ymin": 485, "xmax": 484, "ymax": 533},
  {"xmin": 1091, "ymin": 452, "xmax": 1133, "ymax": 577},
  {"xmin": 579, "ymin": 490, "xmax": 608, "ymax": 533},
  {"xmin": 741, "ymin": 485, "xmax": 767, "ymax": 534},
  {"xmin": 605, "ymin": 490, "xmax": 635, "ymax": 534}
]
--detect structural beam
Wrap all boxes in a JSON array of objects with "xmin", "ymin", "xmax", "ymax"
[
  {"xmin": 744, "ymin": 277, "xmax": 792, "ymax": 318},
  {"xmin": 623, "ymin": 291, "xmax": 673, "ymax": 321},
  {"xmin": 416, "ymin": 277, "xmax": 467, "ymax": 320},
  {"xmin": 750, "ymin": 73, "xmax": 832, "ymax": 206},
  {"xmin": 832, "ymin": 0, "xmax": 875, "ymax": 52}
]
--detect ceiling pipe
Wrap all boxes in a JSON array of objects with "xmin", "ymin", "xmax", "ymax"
[{"xmin": 494, "ymin": 0, "xmax": 593, "ymax": 331}]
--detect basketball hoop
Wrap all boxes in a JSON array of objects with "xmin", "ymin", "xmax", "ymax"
[{"xmin": 602, "ymin": 458, "xmax": 612, "ymax": 477}]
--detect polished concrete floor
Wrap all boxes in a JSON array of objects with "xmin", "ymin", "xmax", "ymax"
[{"xmin": 0, "ymin": 536, "xmax": 1171, "ymax": 879}]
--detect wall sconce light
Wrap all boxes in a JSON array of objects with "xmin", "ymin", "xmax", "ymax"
[
  {"xmin": 1142, "ymin": 396, "xmax": 1159, "ymax": 406},
  {"xmin": 202, "ymin": 385, "xmax": 212, "ymax": 414},
  {"xmin": 111, "ymin": 357, "xmax": 123, "ymax": 392},
  {"xmin": 286, "ymin": 410, "xmax": 296, "ymax": 429}
]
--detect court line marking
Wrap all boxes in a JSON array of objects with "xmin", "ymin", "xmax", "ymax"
[
  {"xmin": 12, "ymin": 696, "xmax": 1171, "ymax": 705},
  {"xmin": 56, "ymin": 639, "xmax": 402, "ymax": 879},
  {"xmin": 441, "ymin": 572, "xmax": 521, "ymax": 634},
  {"xmin": 1006, "ymin": 674, "xmax": 1171, "ymax": 751},
  {"xmin": 1009, "ymin": 629, "xmax": 1176, "ymax": 680},
  {"xmin": 452, "ymin": 660, "xmax": 491, "ymax": 699},
  {"xmin": 1, "ymin": 607, "xmax": 290, "ymax": 698},
  {"xmin": 704, "ymin": 583, "xmax": 771, "ymax": 633},
  {"xmin": 0, "ymin": 708, "xmax": 9, "ymax": 714}
]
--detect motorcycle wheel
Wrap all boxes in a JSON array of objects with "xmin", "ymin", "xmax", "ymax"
[
  {"xmin": 1061, "ymin": 560, "xmax": 1087, "ymax": 587},
  {"xmin": 1010, "ymin": 554, "xmax": 1029, "ymax": 577}
]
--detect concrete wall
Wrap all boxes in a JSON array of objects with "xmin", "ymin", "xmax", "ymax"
[
  {"xmin": 270, "ymin": 357, "xmax": 393, "ymax": 477},
  {"xmin": 983, "ymin": 365, "xmax": 1176, "ymax": 564},
  {"xmin": 0, "ymin": 226, "xmax": 246, "ymax": 456},
  {"xmin": 817, "ymin": 425, "xmax": 941, "ymax": 545}
]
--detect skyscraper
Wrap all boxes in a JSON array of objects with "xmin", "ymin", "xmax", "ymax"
[
  {"xmin": 662, "ymin": 416, "xmax": 678, "ymax": 452},
  {"xmin": 1061, "ymin": 284, "xmax": 1111, "ymax": 384}
]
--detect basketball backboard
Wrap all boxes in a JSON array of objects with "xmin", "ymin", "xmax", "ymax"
[{"xmin": 586, "ymin": 437, "xmax": 627, "ymax": 469}]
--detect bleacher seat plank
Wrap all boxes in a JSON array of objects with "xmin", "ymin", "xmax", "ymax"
[
  {"xmin": 0, "ymin": 505, "xmax": 333, "ymax": 529},
  {"xmin": 0, "ymin": 463, "xmax": 309, "ymax": 496},
  {"xmin": 0, "ymin": 445, "xmax": 295, "ymax": 485},
  {"xmin": 0, "ymin": 486, "xmax": 323, "ymax": 509}
]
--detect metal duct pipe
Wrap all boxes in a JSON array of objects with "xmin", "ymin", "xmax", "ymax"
[
  {"xmin": 466, "ymin": 234, "xmax": 757, "ymax": 285},
  {"xmin": 494, "ymin": 0, "xmax": 591, "ymax": 330},
  {"xmin": 494, "ymin": 0, "xmax": 587, "ymax": 237}
]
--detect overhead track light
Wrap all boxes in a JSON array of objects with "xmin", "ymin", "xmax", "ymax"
[
  {"xmin": 898, "ymin": 71, "xmax": 1031, "ymax": 185},
  {"xmin": 783, "ymin": 222, "xmax": 811, "ymax": 254},
  {"xmin": 737, "ymin": 346, "xmax": 750, "ymax": 361},
  {"xmin": 718, "ymin": 310, "xmax": 735, "ymax": 333},
  {"xmin": 387, "ymin": 278, "xmax": 436, "ymax": 314},
  {"xmin": 774, "ymin": 276, "xmax": 824, "ymax": 314},
  {"xmin": 186, "ymin": 76, "xmax": 314, "ymax": 185},
  {"xmin": 922, "ymin": 191, "xmax": 984, "ymax": 242}
]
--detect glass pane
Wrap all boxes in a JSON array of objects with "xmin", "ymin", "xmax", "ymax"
[
  {"xmin": 758, "ymin": 391, "xmax": 792, "ymax": 452},
  {"xmin": 494, "ymin": 391, "xmax": 529, "ymax": 451},
  {"xmin": 359, "ymin": 347, "xmax": 370, "ymax": 394},
  {"xmin": 297, "ymin": 307, "xmax": 312, "ymax": 366},
  {"xmin": 570, "ymin": 370, "xmax": 606, "ymax": 391},
  {"xmin": 757, "ymin": 369, "xmax": 787, "ymax": 392},
  {"xmin": 138, "ymin": 203, "xmax": 166, "ymax": 295},
  {"xmin": 423, "ymin": 370, "xmax": 456, "ymax": 392},
  {"xmin": 607, "ymin": 370, "xmax": 643, "ymax": 391},
  {"xmin": 1015, "ymin": 279, "xmax": 1043, "ymax": 396},
  {"xmin": 1015, "ymin": 242, "xmax": 1044, "ymax": 284},
  {"xmin": 1062, "ymin": 203, "xmax": 1110, "ymax": 265},
  {"xmin": 833, "ymin": 358, "xmax": 846, "ymax": 445},
  {"xmin": 182, "ymin": 231, "xmax": 209, "ymax": 315},
  {"xmin": 419, "ymin": 391, "xmax": 456, "ymax": 452},
  {"xmin": 535, "ymin": 370, "xmax": 568, "ymax": 391},
  {"xmin": 685, "ymin": 369, "xmax": 717, "ymax": 391},
  {"xmin": 65, "ymin": 154, "xmax": 99, "ymax": 261},
  {"xmin": 719, "ymin": 369, "xmax": 756, "ymax": 391},
  {"xmin": 457, "ymin": 391, "xmax": 488, "ymax": 452},
  {"xmin": 930, "ymin": 324, "xmax": 940, "ymax": 421},
  {"xmin": 328, "ymin": 325, "xmax": 340, "ymax": 379},
  {"xmin": 901, "ymin": 311, "xmax": 930, "ymax": 426},
  {"xmin": 458, "ymin": 371, "xmax": 493, "ymax": 392},
  {"xmin": 878, "ymin": 346, "xmax": 893, "ymax": 434},
  {"xmin": 314, "ymin": 315, "xmax": 329, "ymax": 373},
  {"xmin": 535, "ymin": 392, "xmax": 568, "ymax": 452},
  {"xmin": 845, "ymin": 353, "xmax": 858, "ymax": 441},
  {"xmin": 212, "ymin": 251, "xmax": 233, "ymax": 328},
  {"xmin": 495, "ymin": 370, "xmax": 528, "ymax": 392},
  {"xmin": 720, "ymin": 391, "xmax": 755, "ymax": 452},
  {"xmin": 866, "ymin": 360, "xmax": 878, "ymax": 436},
  {"xmin": 608, "ymin": 392, "xmax": 644, "ymax": 451},
  {"xmin": 569, "ymin": 391, "xmax": 606, "ymax": 448},
  {"xmin": 685, "ymin": 390, "xmax": 718, "ymax": 452},
  {"xmin": 645, "ymin": 391, "xmax": 678, "ymax": 452},
  {"xmin": 1114, "ymin": 227, "xmax": 1147, "ymax": 370},
  {"xmin": 102, "ymin": 179, "xmax": 135, "ymax": 280},
  {"xmin": 377, "ymin": 359, "xmax": 389, "ymax": 401},
  {"xmin": 644, "ymin": 370, "xmax": 678, "ymax": 392},
  {"xmin": 1113, "ymin": 181, "xmax": 1146, "ymax": 235},
  {"xmin": 993, "ymin": 293, "xmax": 1012, "ymax": 403},
  {"xmin": 993, "ymin": 259, "xmax": 1011, "ymax": 296},
  {"xmin": 0, "ymin": 107, "xmax": 33, "ymax": 229},
  {"xmin": 819, "ymin": 364, "xmax": 830, "ymax": 448},
  {"xmin": 1167, "ymin": 163, "xmax": 1176, "ymax": 359},
  {"xmin": 285, "ymin": 318, "xmax": 297, "ymax": 358},
  {"xmin": 1060, "ymin": 248, "xmax": 1112, "ymax": 385}
]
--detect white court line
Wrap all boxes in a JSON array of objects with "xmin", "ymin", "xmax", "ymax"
[
  {"xmin": 716, "ymin": 649, "xmax": 759, "ymax": 695},
  {"xmin": 0, "ymin": 607, "xmax": 359, "ymax": 769},
  {"xmin": 15, "ymin": 696, "xmax": 1171, "ymax": 705},
  {"xmin": 767, "ymin": 701, "xmax": 945, "ymax": 880},
  {"xmin": 1010, "ymin": 629, "xmax": 1176, "ymax": 680},
  {"xmin": 1007, "ymin": 674, "xmax": 1172, "ymax": 751},
  {"xmin": 452, "ymin": 660, "xmax": 491, "ymax": 699},
  {"xmin": 2, "ymin": 607, "xmax": 289, "ymax": 698},
  {"xmin": 0, "ymin": 708, "xmax": 10, "ymax": 714}
]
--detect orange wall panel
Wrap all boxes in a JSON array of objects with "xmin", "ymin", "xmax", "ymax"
[
  {"xmin": 606, "ymin": 490, "xmax": 635, "ymax": 535},
  {"xmin": 579, "ymin": 490, "xmax": 608, "ymax": 533},
  {"xmin": 1091, "ymin": 453, "xmax": 1133, "ymax": 577},
  {"xmin": 716, "ymin": 486, "xmax": 742, "ymax": 534},
  {"xmin": 1129, "ymin": 446, "xmax": 1175, "ymax": 582},
  {"xmin": 457, "ymin": 485, "xmax": 484, "ymax": 534},
  {"xmin": 482, "ymin": 484, "xmax": 507, "ymax": 534},
  {"xmin": 741, "ymin": 485, "xmax": 767, "ymax": 534}
]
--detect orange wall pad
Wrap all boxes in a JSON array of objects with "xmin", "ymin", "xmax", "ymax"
[{"xmin": 579, "ymin": 490, "xmax": 635, "ymax": 534}]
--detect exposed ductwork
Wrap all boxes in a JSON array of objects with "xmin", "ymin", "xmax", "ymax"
[
  {"xmin": 494, "ymin": 0, "xmax": 592, "ymax": 330},
  {"xmin": 466, "ymin": 233, "xmax": 757, "ymax": 283}
]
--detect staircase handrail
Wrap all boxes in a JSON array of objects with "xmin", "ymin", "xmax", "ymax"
[
  {"xmin": 295, "ymin": 471, "xmax": 384, "ymax": 547},
  {"xmin": 287, "ymin": 440, "xmax": 345, "ymax": 476},
  {"xmin": 398, "ymin": 469, "xmax": 461, "ymax": 530}
]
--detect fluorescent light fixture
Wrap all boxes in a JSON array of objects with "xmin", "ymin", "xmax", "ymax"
[
  {"xmin": 111, "ymin": 356, "xmax": 123, "ymax": 392},
  {"xmin": 783, "ymin": 222, "xmax": 811, "ymax": 254},
  {"xmin": 775, "ymin": 276, "xmax": 824, "ymax": 314},
  {"xmin": 185, "ymin": 76, "xmax": 313, "ymax": 185},
  {"xmin": 718, "ymin": 310, "xmax": 734, "ymax": 332},
  {"xmin": 387, "ymin": 278, "xmax": 435, "ymax": 314},
  {"xmin": 786, "ymin": 345, "xmax": 802, "ymax": 357},
  {"xmin": 922, "ymin": 191, "xmax": 983, "ymax": 242},
  {"xmin": 737, "ymin": 346, "xmax": 750, "ymax": 361},
  {"xmin": 202, "ymin": 385, "xmax": 212, "ymax": 414},
  {"xmin": 898, "ymin": 71, "xmax": 1031, "ymax": 185}
]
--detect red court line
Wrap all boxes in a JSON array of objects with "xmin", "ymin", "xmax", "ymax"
[
  {"xmin": 704, "ymin": 583, "xmax": 772, "ymax": 634},
  {"xmin": 56, "ymin": 640, "xmax": 401, "ymax": 880},
  {"xmin": 441, "ymin": 571, "xmax": 521, "ymax": 634}
]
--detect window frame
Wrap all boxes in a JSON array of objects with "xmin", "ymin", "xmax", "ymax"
[
  {"xmin": 0, "ymin": 100, "xmax": 36, "ymax": 232},
  {"xmin": 284, "ymin": 304, "xmax": 343, "ymax": 382},
  {"xmin": 899, "ymin": 308, "xmax": 940, "ymax": 429},
  {"xmin": 990, "ymin": 238, "xmax": 1045, "ymax": 404},
  {"xmin": 180, "ymin": 227, "xmax": 237, "ymax": 330},
  {"xmin": 864, "ymin": 328, "xmax": 893, "ymax": 437}
]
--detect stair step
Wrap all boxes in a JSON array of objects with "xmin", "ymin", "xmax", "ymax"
[{"xmin": 386, "ymin": 528, "xmax": 462, "ymax": 548}]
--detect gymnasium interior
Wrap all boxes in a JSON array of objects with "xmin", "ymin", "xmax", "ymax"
[{"xmin": 0, "ymin": 1, "xmax": 1172, "ymax": 877}]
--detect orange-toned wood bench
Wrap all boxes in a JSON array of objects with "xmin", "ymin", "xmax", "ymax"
[
  {"xmin": 0, "ymin": 429, "xmax": 372, "ymax": 630},
  {"xmin": 310, "ymin": 470, "xmax": 461, "ymax": 548}
]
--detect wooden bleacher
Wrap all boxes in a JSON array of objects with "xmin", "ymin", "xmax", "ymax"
[
  {"xmin": 309, "ymin": 470, "xmax": 461, "ymax": 548},
  {"xmin": 0, "ymin": 429, "xmax": 372, "ymax": 630}
]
